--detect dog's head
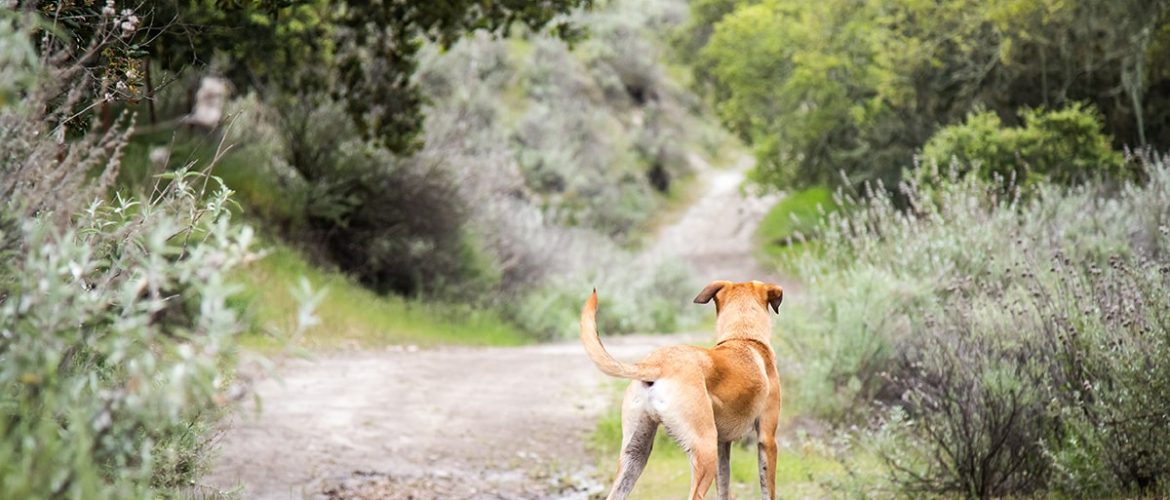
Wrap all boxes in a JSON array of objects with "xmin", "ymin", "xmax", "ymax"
[{"xmin": 693, "ymin": 280, "xmax": 784, "ymax": 315}]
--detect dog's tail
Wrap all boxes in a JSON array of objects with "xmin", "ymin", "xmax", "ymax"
[{"xmin": 580, "ymin": 290, "xmax": 660, "ymax": 381}]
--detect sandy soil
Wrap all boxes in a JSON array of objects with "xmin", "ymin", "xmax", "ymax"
[{"xmin": 203, "ymin": 153, "xmax": 783, "ymax": 499}]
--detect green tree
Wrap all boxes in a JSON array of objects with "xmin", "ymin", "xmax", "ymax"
[
  {"xmin": 694, "ymin": 0, "xmax": 1170, "ymax": 191},
  {"xmin": 32, "ymin": 0, "xmax": 592, "ymax": 153}
]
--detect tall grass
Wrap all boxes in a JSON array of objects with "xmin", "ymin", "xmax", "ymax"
[{"xmin": 786, "ymin": 154, "xmax": 1170, "ymax": 496}]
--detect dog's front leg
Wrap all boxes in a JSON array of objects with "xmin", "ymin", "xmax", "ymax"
[
  {"xmin": 757, "ymin": 389, "xmax": 780, "ymax": 499},
  {"xmin": 717, "ymin": 440, "xmax": 731, "ymax": 500}
]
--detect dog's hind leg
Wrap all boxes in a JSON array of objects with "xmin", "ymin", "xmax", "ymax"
[
  {"xmin": 607, "ymin": 382, "xmax": 658, "ymax": 500},
  {"xmin": 659, "ymin": 381, "xmax": 719, "ymax": 500},
  {"xmin": 716, "ymin": 440, "xmax": 731, "ymax": 500}
]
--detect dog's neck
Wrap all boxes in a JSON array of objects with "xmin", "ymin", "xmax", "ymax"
[{"xmin": 713, "ymin": 299, "xmax": 773, "ymax": 345}]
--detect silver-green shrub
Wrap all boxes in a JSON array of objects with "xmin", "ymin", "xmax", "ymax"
[
  {"xmin": 0, "ymin": 9, "xmax": 262, "ymax": 496},
  {"xmin": 790, "ymin": 153, "xmax": 1170, "ymax": 496},
  {"xmin": 408, "ymin": 1, "xmax": 711, "ymax": 337},
  {"xmin": 0, "ymin": 169, "xmax": 256, "ymax": 497}
]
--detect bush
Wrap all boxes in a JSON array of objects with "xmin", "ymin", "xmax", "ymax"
[
  {"xmin": 788, "ymin": 153, "xmax": 1170, "ymax": 496},
  {"xmin": 1034, "ymin": 253, "xmax": 1170, "ymax": 494},
  {"xmin": 405, "ymin": 5, "xmax": 710, "ymax": 337},
  {"xmin": 0, "ymin": 167, "xmax": 257, "ymax": 497},
  {"xmin": 882, "ymin": 296, "xmax": 1057, "ymax": 497},
  {"xmin": 261, "ymin": 96, "xmax": 486, "ymax": 298},
  {"xmin": 510, "ymin": 255, "xmax": 699, "ymax": 340},
  {"xmin": 0, "ymin": 10, "xmax": 295, "ymax": 496},
  {"xmin": 920, "ymin": 104, "xmax": 1127, "ymax": 187}
]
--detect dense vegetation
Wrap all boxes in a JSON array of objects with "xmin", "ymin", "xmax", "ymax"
[
  {"xmin": 688, "ymin": 0, "xmax": 1170, "ymax": 191},
  {"xmin": 784, "ymin": 154, "xmax": 1170, "ymax": 497},
  {"xmin": 678, "ymin": 1, "xmax": 1170, "ymax": 497},
  {"xmin": 0, "ymin": 8, "xmax": 280, "ymax": 495}
]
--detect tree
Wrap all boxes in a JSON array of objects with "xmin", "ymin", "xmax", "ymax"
[
  {"xmin": 32, "ymin": 0, "xmax": 592, "ymax": 152},
  {"xmin": 694, "ymin": 0, "xmax": 1170, "ymax": 191}
]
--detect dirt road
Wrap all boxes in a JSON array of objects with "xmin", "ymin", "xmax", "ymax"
[
  {"xmin": 204, "ymin": 153, "xmax": 781, "ymax": 498},
  {"xmin": 649, "ymin": 153, "xmax": 782, "ymax": 283},
  {"xmin": 206, "ymin": 336, "xmax": 698, "ymax": 499}
]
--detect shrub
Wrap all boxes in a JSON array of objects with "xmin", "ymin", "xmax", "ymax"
[
  {"xmin": 0, "ymin": 168, "xmax": 258, "ymax": 497},
  {"xmin": 882, "ymin": 295, "xmax": 1057, "ymax": 497},
  {"xmin": 267, "ymin": 96, "xmax": 485, "ymax": 298},
  {"xmin": 1034, "ymin": 252, "xmax": 1170, "ymax": 495},
  {"xmin": 511, "ymin": 255, "xmax": 699, "ymax": 340},
  {"xmin": 788, "ymin": 153, "xmax": 1170, "ymax": 496},
  {"xmin": 919, "ymin": 103, "xmax": 1127, "ymax": 187},
  {"xmin": 406, "ymin": 5, "xmax": 710, "ymax": 337},
  {"xmin": 0, "ymin": 9, "xmax": 296, "ymax": 496}
]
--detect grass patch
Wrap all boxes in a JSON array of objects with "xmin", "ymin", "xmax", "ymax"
[
  {"xmin": 589, "ymin": 382, "xmax": 846, "ymax": 499},
  {"xmin": 756, "ymin": 186, "xmax": 838, "ymax": 265},
  {"xmin": 235, "ymin": 242, "xmax": 527, "ymax": 351}
]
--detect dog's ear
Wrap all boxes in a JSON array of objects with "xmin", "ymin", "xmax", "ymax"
[
  {"xmin": 694, "ymin": 280, "xmax": 731, "ymax": 304},
  {"xmin": 765, "ymin": 283, "xmax": 784, "ymax": 314}
]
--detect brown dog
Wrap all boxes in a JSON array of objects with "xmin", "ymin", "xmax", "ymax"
[{"xmin": 580, "ymin": 280, "xmax": 783, "ymax": 500}]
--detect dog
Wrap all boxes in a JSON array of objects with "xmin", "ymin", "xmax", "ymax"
[{"xmin": 580, "ymin": 280, "xmax": 783, "ymax": 500}]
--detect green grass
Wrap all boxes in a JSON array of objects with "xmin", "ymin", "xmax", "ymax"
[
  {"xmin": 590, "ymin": 383, "xmax": 848, "ymax": 499},
  {"xmin": 234, "ymin": 243, "xmax": 527, "ymax": 351},
  {"xmin": 756, "ymin": 186, "xmax": 838, "ymax": 265}
]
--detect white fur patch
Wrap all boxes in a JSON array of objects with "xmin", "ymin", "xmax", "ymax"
[{"xmin": 647, "ymin": 380, "xmax": 677, "ymax": 415}]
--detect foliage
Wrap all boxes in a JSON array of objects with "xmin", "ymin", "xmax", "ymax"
[
  {"xmin": 112, "ymin": 0, "xmax": 710, "ymax": 335},
  {"xmin": 0, "ymin": 170, "xmax": 255, "ymax": 498},
  {"xmin": 282, "ymin": 101, "xmax": 477, "ymax": 296},
  {"xmin": 38, "ymin": 0, "xmax": 591, "ymax": 153},
  {"xmin": 756, "ymin": 186, "xmax": 837, "ymax": 262},
  {"xmin": 408, "ymin": 0, "xmax": 720, "ymax": 336},
  {"xmin": 0, "ymin": 11, "xmax": 37, "ymax": 107},
  {"xmin": 786, "ymin": 154, "xmax": 1170, "ymax": 496},
  {"xmin": 692, "ymin": 0, "xmax": 1170, "ymax": 191},
  {"xmin": 920, "ymin": 103, "xmax": 1127, "ymax": 187},
  {"xmin": 1, "ymin": 5, "xmax": 136, "ymax": 220},
  {"xmin": 0, "ymin": 11, "xmax": 306, "ymax": 496}
]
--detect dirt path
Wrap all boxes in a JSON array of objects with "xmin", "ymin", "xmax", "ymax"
[
  {"xmin": 649, "ymin": 152, "xmax": 782, "ymax": 283},
  {"xmin": 205, "ymin": 336, "xmax": 698, "ymax": 499},
  {"xmin": 203, "ymin": 152, "xmax": 783, "ymax": 499}
]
